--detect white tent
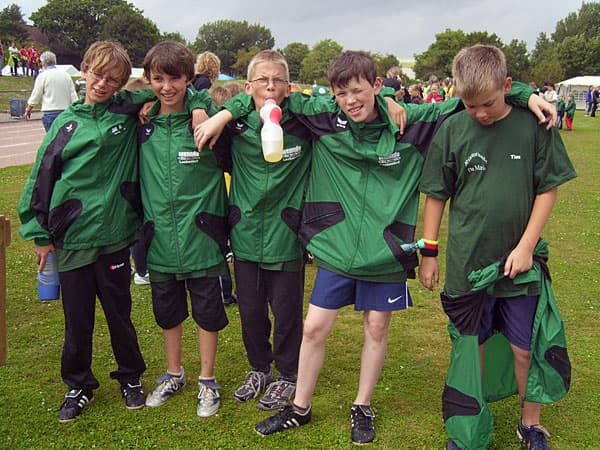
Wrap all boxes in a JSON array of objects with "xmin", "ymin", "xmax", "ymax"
[{"xmin": 556, "ymin": 76, "xmax": 600, "ymax": 110}]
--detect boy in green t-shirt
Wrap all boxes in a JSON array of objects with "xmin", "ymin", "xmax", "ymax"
[{"xmin": 418, "ymin": 45, "xmax": 576, "ymax": 450}]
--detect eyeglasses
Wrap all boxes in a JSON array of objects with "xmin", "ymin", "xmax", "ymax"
[
  {"xmin": 88, "ymin": 71, "xmax": 121, "ymax": 88},
  {"xmin": 249, "ymin": 77, "xmax": 289, "ymax": 88}
]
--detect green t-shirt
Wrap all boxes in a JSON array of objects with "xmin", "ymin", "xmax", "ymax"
[{"xmin": 419, "ymin": 107, "xmax": 576, "ymax": 296}]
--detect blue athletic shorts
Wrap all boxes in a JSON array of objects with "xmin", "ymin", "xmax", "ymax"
[
  {"xmin": 478, "ymin": 294, "xmax": 539, "ymax": 350},
  {"xmin": 310, "ymin": 267, "xmax": 413, "ymax": 311}
]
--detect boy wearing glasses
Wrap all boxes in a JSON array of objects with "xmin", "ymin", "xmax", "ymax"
[
  {"xmin": 18, "ymin": 40, "xmax": 205, "ymax": 423},
  {"xmin": 208, "ymin": 50, "xmax": 313, "ymax": 411}
]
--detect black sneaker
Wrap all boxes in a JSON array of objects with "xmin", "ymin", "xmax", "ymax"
[
  {"xmin": 350, "ymin": 404, "xmax": 375, "ymax": 445},
  {"xmin": 517, "ymin": 419, "xmax": 551, "ymax": 450},
  {"xmin": 58, "ymin": 389, "xmax": 94, "ymax": 423},
  {"xmin": 122, "ymin": 382, "xmax": 145, "ymax": 410},
  {"xmin": 255, "ymin": 404, "xmax": 311, "ymax": 436},
  {"xmin": 258, "ymin": 379, "xmax": 296, "ymax": 411}
]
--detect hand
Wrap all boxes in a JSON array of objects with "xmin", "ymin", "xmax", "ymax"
[
  {"xmin": 138, "ymin": 101, "xmax": 154, "ymax": 124},
  {"xmin": 191, "ymin": 109, "xmax": 209, "ymax": 132},
  {"xmin": 527, "ymin": 94, "xmax": 557, "ymax": 130},
  {"xmin": 418, "ymin": 256, "xmax": 439, "ymax": 291},
  {"xmin": 194, "ymin": 110, "xmax": 232, "ymax": 150},
  {"xmin": 503, "ymin": 245, "xmax": 533, "ymax": 279},
  {"xmin": 34, "ymin": 244, "xmax": 55, "ymax": 272},
  {"xmin": 24, "ymin": 106, "xmax": 32, "ymax": 120},
  {"xmin": 384, "ymin": 97, "xmax": 406, "ymax": 134}
]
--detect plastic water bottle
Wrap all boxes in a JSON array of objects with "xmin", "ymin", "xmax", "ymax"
[
  {"xmin": 400, "ymin": 239, "xmax": 425, "ymax": 254},
  {"xmin": 38, "ymin": 252, "xmax": 60, "ymax": 301},
  {"xmin": 259, "ymin": 99, "xmax": 283, "ymax": 162}
]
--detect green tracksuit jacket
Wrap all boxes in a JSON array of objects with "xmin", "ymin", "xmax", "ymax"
[
  {"xmin": 139, "ymin": 91, "xmax": 229, "ymax": 273},
  {"xmin": 18, "ymin": 91, "xmax": 155, "ymax": 250}
]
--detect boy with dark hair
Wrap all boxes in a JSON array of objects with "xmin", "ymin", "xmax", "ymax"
[
  {"xmin": 418, "ymin": 44, "xmax": 575, "ymax": 450},
  {"xmin": 18, "ymin": 40, "xmax": 150, "ymax": 423},
  {"xmin": 139, "ymin": 41, "xmax": 229, "ymax": 418}
]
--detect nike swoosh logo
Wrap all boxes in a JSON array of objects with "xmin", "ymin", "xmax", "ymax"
[{"xmin": 387, "ymin": 295, "xmax": 403, "ymax": 304}]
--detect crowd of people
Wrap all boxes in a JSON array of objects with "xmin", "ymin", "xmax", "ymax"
[
  {"xmin": 16, "ymin": 37, "xmax": 575, "ymax": 450},
  {"xmin": 1, "ymin": 40, "xmax": 41, "ymax": 78}
]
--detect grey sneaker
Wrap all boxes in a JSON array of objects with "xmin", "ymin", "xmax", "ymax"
[
  {"xmin": 233, "ymin": 369, "xmax": 274, "ymax": 402},
  {"xmin": 258, "ymin": 379, "xmax": 296, "ymax": 411},
  {"xmin": 145, "ymin": 368, "xmax": 186, "ymax": 407},
  {"xmin": 197, "ymin": 379, "xmax": 221, "ymax": 417}
]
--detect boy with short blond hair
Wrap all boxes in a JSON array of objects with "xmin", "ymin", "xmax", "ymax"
[
  {"xmin": 139, "ymin": 41, "xmax": 228, "ymax": 418},
  {"xmin": 18, "ymin": 40, "xmax": 151, "ymax": 423},
  {"xmin": 209, "ymin": 49, "xmax": 313, "ymax": 411},
  {"xmin": 419, "ymin": 44, "xmax": 575, "ymax": 450}
]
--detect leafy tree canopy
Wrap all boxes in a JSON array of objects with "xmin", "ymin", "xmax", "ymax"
[
  {"xmin": 553, "ymin": 1, "xmax": 600, "ymax": 43},
  {"xmin": 414, "ymin": 29, "xmax": 502, "ymax": 80},
  {"xmin": 193, "ymin": 20, "xmax": 274, "ymax": 74},
  {"xmin": 98, "ymin": 4, "xmax": 160, "ymax": 66},
  {"xmin": 281, "ymin": 42, "xmax": 309, "ymax": 82},
  {"xmin": 503, "ymin": 39, "xmax": 531, "ymax": 82},
  {"xmin": 299, "ymin": 38, "xmax": 343, "ymax": 85},
  {"xmin": 0, "ymin": 3, "xmax": 28, "ymax": 44},
  {"xmin": 231, "ymin": 45, "xmax": 261, "ymax": 78},
  {"xmin": 373, "ymin": 53, "xmax": 400, "ymax": 78}
]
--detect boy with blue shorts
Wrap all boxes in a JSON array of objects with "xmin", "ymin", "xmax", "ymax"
[{"xmin": 418, "ymin": 45, "xmax": 576, "ymax": 449}]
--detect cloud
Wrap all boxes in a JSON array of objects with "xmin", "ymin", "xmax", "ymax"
[{"xmin": 17, "ymin": 0, "xmax": 577, "ymax": 59}]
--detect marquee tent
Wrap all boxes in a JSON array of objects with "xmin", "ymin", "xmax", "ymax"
[{"xmin": 556, "ymin": 76, "xmax": 600, "ymax": 110}]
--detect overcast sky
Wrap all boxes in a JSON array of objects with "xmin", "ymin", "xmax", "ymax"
[{"xmin": 17, "ymin": 0, "xmax": 577, "ymax": 59}]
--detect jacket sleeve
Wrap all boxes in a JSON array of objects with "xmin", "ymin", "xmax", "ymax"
[{"xmin": 18, "ymin": 126, "xmax": 66, "ymax": 245}]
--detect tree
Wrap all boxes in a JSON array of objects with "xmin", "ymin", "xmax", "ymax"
[
  {"xmin": 414, "ymin": 29, "xmax": 503, "ymax": 80},
  {"xmin": 529, "ymin": 32, "xmax": 555, "ymax": 67},
  {"xmin": 193, "ymin": 20, "xmax": 274, "ymax": 74},
  {"xmin": 30, "ymin": 0, "xmax": 132, "ymax": 62},
  {"xmin": 161, "ymin": 32, "xmax": 188, "ymax": 46},
  {"xmin": 373, "ymin": 53, "xmax": 400, "ymax": 78},
  {"xmin": 299, "ymin": 39, "xmax": 343, "ymax": 85},
  {"xmin": 503, "ymin": 39, "xmax": 531, "ymax": 82},
  {"xmin": 98, "ymin": 4, "xmax": 161, "ymax": 66},
  {"xmin": 0, "ymin": 3, "xmax": 28, "ymax": 44},
  {"xmin": 553, "ymin": 2, "xmax": 600, "ymax": 43},
  {"xmin": 531, "ymin": 57, "xmax": 564, "ymax": 87},
  {"xmin": 231, "ymin": 46, "xmax": 261, "ymax": 78},
  {"xmin": 556, "ymin": 34, "xmax": 591, "ymax": 79},
  {"xmin": 281, "ymin": 42, "xmax": 309, "ymax": 81}
]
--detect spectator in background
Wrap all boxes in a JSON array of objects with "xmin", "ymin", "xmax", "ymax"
[
  {"xmin": 543, "ymin": 83, "xmax": 557, "ymax": 108},
  {"xmin": 223, "ymin": 81, "xmax": 243, "ymax": 97},
  {"xmin": 425, "ymin": 81, "xmax": 444, "ymax": 103},
  {"xmin": 584, "ymin": 85, "xmax": 593, "ymax": 116},
  {"xmin": 408, "ymin": 84, "xmax": 423, "ymax": 104},
  {"xmin": 556, "ymin": 94, "xmax": 565, "ymax": 129},
  {"xmin": 28, "ymin": 43, "xmax": 41, "ymax": 79},
  {"xmin": 25, "ymin": 51, "xmax": 79, "ymax": 131},
  {"xmin": 19, "ymin": 44, "xmax": 28, "ymax": 76},
  {"xmin": 0, "ymin": 42, "xmax": 4, "ymax": 76},
  {"xmin": 565, "ymin": 94, "xmax": 576, "ymax": 131},
  {"xmin": 590, "ymin": 86, "xmax": 599, "ymax": 117},
  {"xmin": 192, "ymin": 51, "xmax": 220, "ymax": 91},
  {"xmin": 8, "ymin": 42, "xmax": 19, "ymax": 76}
]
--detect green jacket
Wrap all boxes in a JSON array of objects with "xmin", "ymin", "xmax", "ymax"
[
  {"xmin": 442, "ymin": 240, "xmax": 570, "ymax": 450},
  {"xmin": 18, "ymin": 90, "xmax": 155, "ymax": 250},
  {"xmin": 139, "ymin": 90, "xmax": 229, "ymax": 273},
  {"xmin": 565, "ymin": 99, "xmax": 576, "ymax": 119},
  {"xmin": 218, "ymin": 96, "xmax": 313, "ymax": 264}
]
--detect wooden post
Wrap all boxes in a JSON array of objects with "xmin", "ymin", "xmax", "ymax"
[{"xmin": 0, "ymin": 215, "xmax": 11, "ymax": 365}]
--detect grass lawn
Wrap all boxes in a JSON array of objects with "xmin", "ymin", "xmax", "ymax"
[{"xmin": 0, "ymin": 115, "xmax": 598, "ymax": 449}]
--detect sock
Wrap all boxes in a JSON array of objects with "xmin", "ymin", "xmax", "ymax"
[{"xmin": 292, "ymin": 403, "xmax": 310, "ymax": 415}]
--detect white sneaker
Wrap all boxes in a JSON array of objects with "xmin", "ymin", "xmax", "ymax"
[
  {"xmin": 197, "ymin": 379, "xmax": 220, "ymax": 417},
  {"xmin": 134, "ymin": 272, "xmax": 150, "ymax": 285},
  {"xmin": 145, "ymin": 369, "xmax": 186, "ymax": 407}
]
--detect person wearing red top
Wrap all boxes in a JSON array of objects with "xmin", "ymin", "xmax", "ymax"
[
  {"xmin": 28, "ymin": 43, "xmax": 41, "ymax": 79},
  {"xmin": 19, "ymin": 45, "xmax": 29, "ymax": 76},
  {"xmin": 425, "ymin": 82, "xmax": 444, "ymax": 103}
]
